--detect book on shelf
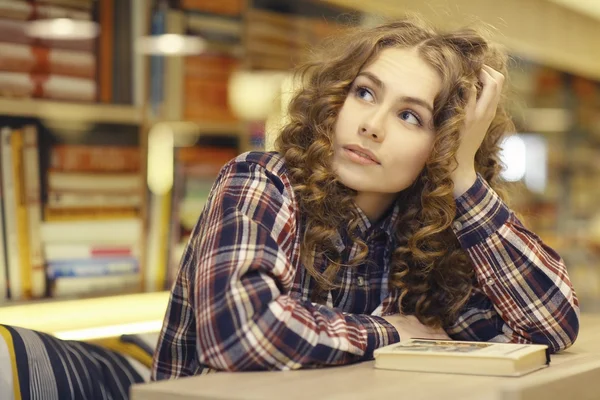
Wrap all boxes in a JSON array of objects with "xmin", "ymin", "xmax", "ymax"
[
  {"xmin": 0, "ymin": 71, "xmax": 96, "ymax": 102},
  {"xmin": 43, "ymin": 242, "xmax": 138, "ymax": 260},
  {"xmin": 47, "ymin": 256, "xmax": 139, "ymax": 279},
  {"xmin": 0, "ymin": 1, "xmax": 92, "ymax": 21},
  {"xmin": 0, "ymin": 126, "xmax": 45, "ymax": 300},
  {"xmin": 0, "ymin": 127, "xmax": 22, "ymax": 300},
  {"xmin": 0, "ymin": 42, "xmax": 96, "ymax": 79},
  {"xmin": 0, "ymin": 118, "xmax": 146, "ymax": 300},
  {"xmin": 50, "ymin": 273, "xmax": 141, "ymax": 298},
  {"xmin": 39, "ymin": 134, "xmax": 144, "ymax": 297},
  {"xmin": 40, "ymin": 218, "xmax": 142, "ymax": 244},
  {"xmin": 185, "ymin": 12, "xmax": 242, "ymax": 44},
  {"xmin": 144, "ymin": 190, "xmax": 171, "ymax": 293},
  {"xmin": 39, "ymin": 215, "xmax": 143, "ymax": 297},
  {"xmin": 47, "ymin": 171, "xmax": 142, "ymax": 192},
  {"xmin": 0, "ymin": 0, "xmax": 142, "ymax": 106},
  {"xmin": 180, "ymin": 0, "xmax": 244, "ymax": 16},
  {"xmin": 373, "ymin": 339, "xmax": 550, "ymax": 377},
  {"xmin": 22, "ymin": 125, "xmax": 44, "ymax": 298},
  {"xmin": 242, "ymin": 7, "xmax": 349, "ymax": 71},
  {"xmin": 50, "ymin": 144, "xmax": 141, "ymax": 172},
  {"xmin": 0, "ymin": 129, "xmax": 6, "ymax": 301},
  {"xmin": 183, "ymin": 54, "xmax": 241, "ymax": 122}
]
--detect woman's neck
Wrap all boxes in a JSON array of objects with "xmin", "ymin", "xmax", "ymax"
[{"xmin": 353, "ymin": 191, "xmax": 397, "ymax": 223}]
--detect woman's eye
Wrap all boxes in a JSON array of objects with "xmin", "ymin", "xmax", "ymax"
[
  {"xmin": 355, "ymin": 86, "xmax": 374, "ymax": 102},
  {"xmin": 399, "ymin": 110, "xmax": 422, "ymax": 126}
]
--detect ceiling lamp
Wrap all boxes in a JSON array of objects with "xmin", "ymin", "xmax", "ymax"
[
  {"xmin": 135, "ymin": 34, "xmax": 206, "ymax": 56},
  {"xmin": 25, "ymin": 18, "xmax": 99, "ymax": 40}
]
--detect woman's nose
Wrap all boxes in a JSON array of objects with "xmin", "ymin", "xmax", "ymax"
[{"xmin": 358, "ymin": 110, "xmax": 385, "ymax": 141}]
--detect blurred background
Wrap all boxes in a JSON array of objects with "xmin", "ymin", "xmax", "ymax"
[{"xmin": 0, "ymin": 0, "xmax": 598, "ymax": 339}]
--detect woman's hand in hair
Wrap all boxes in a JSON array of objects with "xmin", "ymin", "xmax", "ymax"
[
  {"xmin": 383, "ymin": 314, "xmax": 452, "ymax": 341},
  {"xmin": 452, "ymin": 64, "xmax": 505, "ymax": 197}
]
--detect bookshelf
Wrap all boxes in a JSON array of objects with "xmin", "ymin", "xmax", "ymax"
[
  {"xmin": 0, "ymin": 98, "xmax": 143, "ymax": 124},
  {"xmin": 0, "ymin": 0, "xmax": 352, "ymax": 340}
]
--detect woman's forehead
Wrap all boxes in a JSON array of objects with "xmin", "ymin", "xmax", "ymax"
[{"xmin": 359, "ymin": 48, "xmax": 442, "ymax": 104}]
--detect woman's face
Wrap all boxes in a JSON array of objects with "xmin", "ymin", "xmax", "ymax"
[{"xmin": 332, "ymin": 46, "xmax": 442, "ymax": 220}]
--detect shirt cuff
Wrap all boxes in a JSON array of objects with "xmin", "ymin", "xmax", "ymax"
[
  {"xmin": 452, "ymin": 174, "xmax": 510, "ymax": 248},
  {"xmin": 348, "ymin": 314, "xmax": 400, "ymax": 360}
]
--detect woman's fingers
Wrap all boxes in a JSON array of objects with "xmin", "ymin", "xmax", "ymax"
[
  {"xmin": 464, "ymin": 83, "xmax": 478, "ymax": 122},
  {"xmin": 482, "ymin": 64, "xmax": 505, "ymax": 84},
  {"xmin": 475, "ymin": 67, "xmax": 497, "ymax": 117}
]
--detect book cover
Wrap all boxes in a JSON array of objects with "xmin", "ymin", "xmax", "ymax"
[{"xmin": 374, "ymin": 339, "xmax": 550, "ymax": 377}]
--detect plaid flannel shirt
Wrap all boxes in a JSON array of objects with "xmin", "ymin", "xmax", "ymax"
[{"xmin": 152, "ymin": 151, "xmax": 579, "ymax": 380}]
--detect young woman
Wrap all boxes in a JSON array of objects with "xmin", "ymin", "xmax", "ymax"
[{"xmin": 152, "ymin": 17, "xmax": 579, "ymax": 379}]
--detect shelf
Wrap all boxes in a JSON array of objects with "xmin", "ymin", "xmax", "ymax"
[
  {"xmin": 193, "ymin": 121, "xmax": 247, "ymax": 134},
  {"xmin": 0, "ymin": 97, "xmax": 143, "ymax": 125},
  {"xmin": 0, "ymin": 291, "xmax": 169, "ymax": 340},
  {"xmin": 146, "ymin": 118, "xmax": 248, "ymax": 135}
]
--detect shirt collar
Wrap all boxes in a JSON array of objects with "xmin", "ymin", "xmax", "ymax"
[
  {"xmin": 331, "ymin": 201, "xmax": 400, "ymax": 253},
  {"xmin": 353, "ymin": 200, "xmax": 400, "ymax": 238}
]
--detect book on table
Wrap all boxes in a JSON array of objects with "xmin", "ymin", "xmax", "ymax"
[{"xmin": 373, "ymin": 339, "xmax": 550, "ymax": 377}]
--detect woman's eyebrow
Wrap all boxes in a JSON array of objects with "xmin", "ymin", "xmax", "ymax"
[{"xmin": 357, "ymin": 71, "xmax": 434, "ymax": 114}]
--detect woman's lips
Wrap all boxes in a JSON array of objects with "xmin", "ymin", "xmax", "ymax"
[{"xmin": 343, "ymin": 147, "xmax": 380, "ymax": 165}]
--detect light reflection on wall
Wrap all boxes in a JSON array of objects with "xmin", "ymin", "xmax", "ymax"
[{"xmin": 500, "ymin": 133, "xmax": 548, "ymax": 193}]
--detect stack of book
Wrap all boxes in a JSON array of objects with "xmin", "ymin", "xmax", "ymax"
[
  {"xmin": 42, "ymin": 142, "xmax": 143, "ymax": 298},
  {"xmin": 183, "ymin": 54, "xmax": 241, "ymax": 122},
  {"xmin": 0, "ymin": 124, "xmax": 144, "ymax": 301},
  {"xmin": 244, "ymin": 8, "xmax": 348, "ymax": 71},
  {"xmin": 0, "ymin": 125, "xmax": 44, "ymax": 300},
  {"xmin": 0, "ymin": 0, "xmax": 97, "ymax": 102},
  {"xmin": 181, "ymin": 0, "xmax": 243, "ymax": 17},
  {"xmin": 179, "ymin": 0, "xmax": 243, "ymax": 122}
]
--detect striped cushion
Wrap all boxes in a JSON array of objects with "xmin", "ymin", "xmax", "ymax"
[
  {"xmin": 92, "ymin": 333, "xmax": 159, "ymax": 370},
  {"xmin": 0, "ymin": 325, "xmax": 146, "ymax": 400}
]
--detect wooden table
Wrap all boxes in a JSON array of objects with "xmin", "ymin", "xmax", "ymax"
[{"xmin": 131, "ymin": 314, "xmax": 600, "ymax": 400}]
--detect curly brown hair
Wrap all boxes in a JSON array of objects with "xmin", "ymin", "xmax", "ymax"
[{"xmin": 274, "ymin": 16, "xmax": 515, "ymax": 328}]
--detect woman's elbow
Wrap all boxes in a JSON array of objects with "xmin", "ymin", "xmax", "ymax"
[
  {"xmin": 558, "ymin": 304, "xmax": 580, "ymax": 352},
  {"xmin": 537, "ymin": 304, "xmax": 580, "ymax": 354}
]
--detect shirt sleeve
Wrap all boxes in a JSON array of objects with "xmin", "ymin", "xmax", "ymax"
[
  {"xmin": 190, "ymin": 159, "xmax": 399, "ymax": 371},
  {"xmin": 447, "ymin": 175, "xmax": 580, "ymax": 353}
]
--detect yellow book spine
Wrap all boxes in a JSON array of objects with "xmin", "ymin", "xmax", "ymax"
[
  {"xmin": 11, "ymin": 129, "xmax": 32, "ymax": 298},
  {"xmin": 156, "ymin": 190, "xmax": 172, "ymax": 291},
  {"xmin": 43, "ymin": 206, "xmax": 140, "ymax": 222}
]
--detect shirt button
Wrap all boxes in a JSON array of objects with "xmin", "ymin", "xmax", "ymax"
[
  {"xmin": 357, "ymin": 276, "xmax": 365, "ymax": 287},
  {"xmin": 453, "ymin": 221, "xmax": 462, "ymax": 230},
  {"xmin": 486, "ymin": 279, "xmax": 495, "ymax": 286}
]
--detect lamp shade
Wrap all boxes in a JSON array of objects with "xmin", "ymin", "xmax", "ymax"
[
  {"xmin": 26, "ymin": 18, "xmax": 99, "ymax": 40},
  {"xmin": 135, "ymin": 34, "xmax": 206, "ymax": 55}
]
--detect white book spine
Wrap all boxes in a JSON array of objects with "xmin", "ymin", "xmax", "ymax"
[
  {"xmin": 51, "ymin": 273, "xmax": 140, "ymax": 297},
  {"xmin": 43, "ymin": 243, "xmax": 139, "ymax": 261},
  {"xmin": 47, "ymin": 192, "xmax": 142, "ymax": 208},
  {"xmin": 40, "ymin": 218, "xmax": 142, "ymax": 244},
  {"xmin": 47, "ymin": 172, "xmax": 141, "ymax": 192},
  {"xmin": 23, "ymin": 125, "xmax": 45, "ymax": 298},
  {"xmin": 0, "ymin": 128, "xmax": 22, "ymax": 300}
]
